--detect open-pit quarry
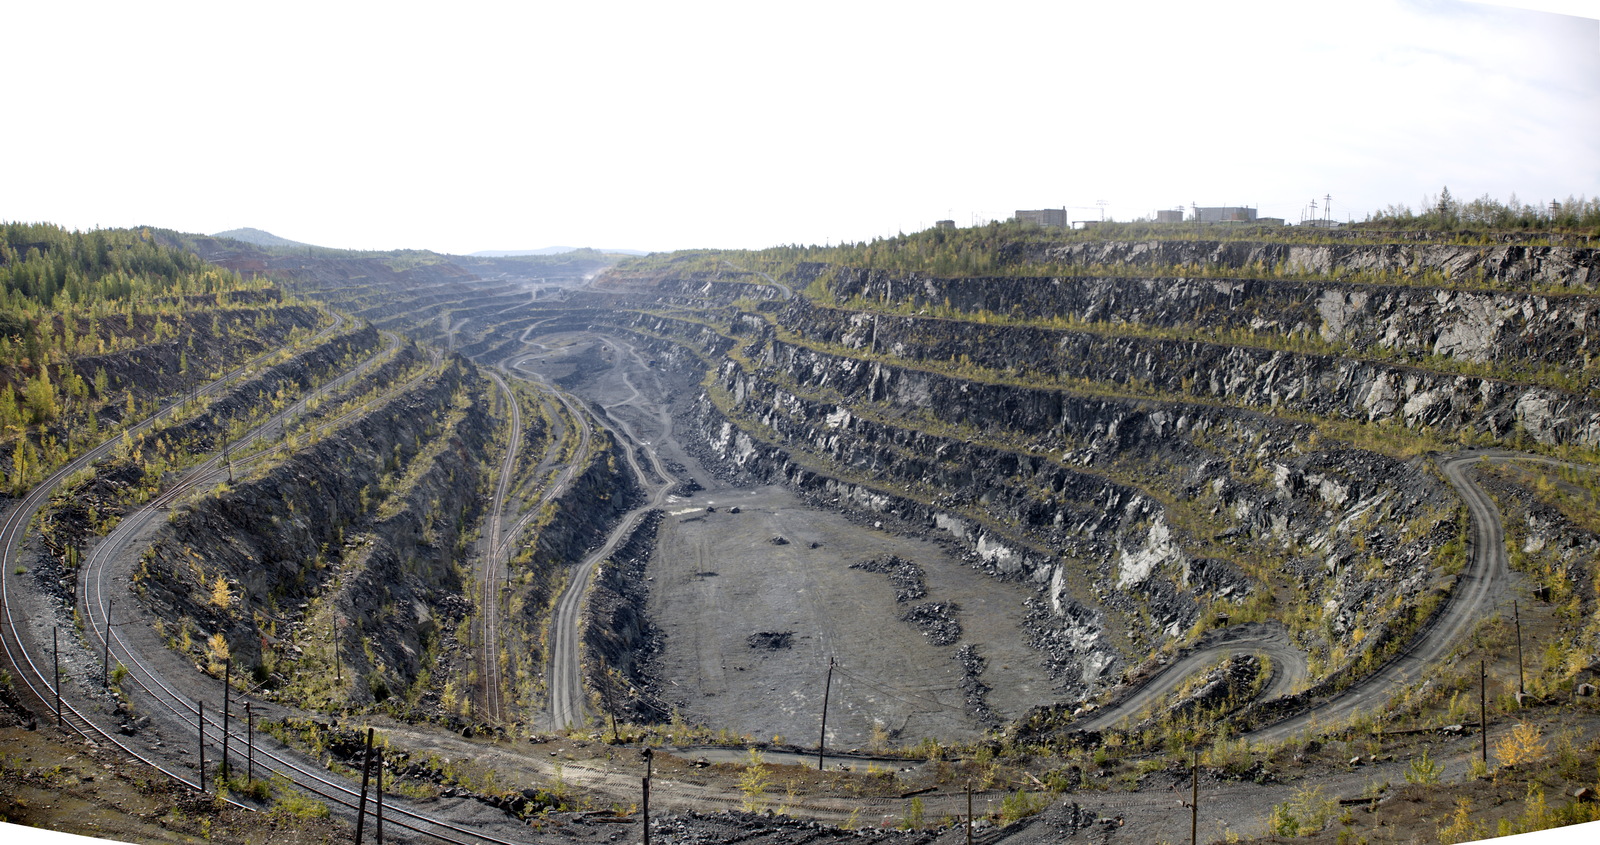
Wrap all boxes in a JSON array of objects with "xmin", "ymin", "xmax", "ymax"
[{"xmin": 5, "ymin": 226, "xmax": 1600, "ymax": 845}]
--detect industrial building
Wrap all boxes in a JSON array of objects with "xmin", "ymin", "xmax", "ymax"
[
  {"xmin": 1194, "ymin": 206, "xmax": 1258, "ymax": 223},
  {"xmin": 1014, "ymin": 208, "xmax": 1068, "ymax": 228}
]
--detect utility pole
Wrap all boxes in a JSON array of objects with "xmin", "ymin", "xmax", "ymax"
[
  {"xmin": 817, "ymin": 657, "xmax": 835, "ymax": 771},
  {"xmin": 198, "ymin": 700, "xmax": 206, "ymax": 793},
  {"xmin": 1191, "ymin": 750, "xmax": 1199, "ymax": 845},
  {"xmin": 377, "ymin": 755, "xmax": 385, "ymax": 845},
  {"xmin": 642, "ymin": 748, "xmax": 653, "ymax": 845},
  {"xmin": 245, "ymin": 702, "xmax": 254, "ymax": 782},
  {"xmin": 966, "ymin": 781, "xmax": 974, "ymax": 845},
  {"xmin": 1480, "ymin": 660, "xmax": 1489, "ymax": 765},
  {"xmin": 221, "ymin": 658, "xmax": 231, "ymax": 778},
  {"xmin": 102, "ymin": 599, "xmax": 114, "ymax": 687},
  {"xmin": 53, "ymin": 627, "xmax": 61, "ymax": 728},
  {"xmin": 1513, "ymin": 600, "xmax": 1525, "ymax": 696},
  {"xmin": 355, "ymin": 727, "xmax": 375, "ymax": 845}
]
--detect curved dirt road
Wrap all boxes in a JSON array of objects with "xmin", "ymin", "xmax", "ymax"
[
  {"xmin": 1247, "ymin": 451, "xmax": 1514, "ymax": 742},
  {"xmin": 1081, "ymin": 622, "xmax": 1308, "ymax": 731},
  {"xmin": 1081, "ymin": 450, "xmax": 1528, "ymax": 744}
]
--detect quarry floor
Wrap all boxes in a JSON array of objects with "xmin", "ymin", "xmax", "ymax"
[
  {"xmin": 648, "ymin": 484, "xmax": 1053, "ymax": 748},
  {"xmin": 549, "ymin": 333, "xmax": 1056, "ymax": 747}
]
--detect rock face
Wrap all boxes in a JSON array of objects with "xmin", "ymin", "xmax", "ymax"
[
  {"xmin": 1015, "ymin": 239, "xmax": 1599, "ymax": 289},
  {"xmin": 135, "ymin": 354, "xmax": 496, "ymax": 708},
  {"xmin": 557, "ymin": 236, "xmax": 1590, "ymax": 704},
  {"xmin": 779, "ymin": 299, "xmax": 1600, "ymax": 446}
]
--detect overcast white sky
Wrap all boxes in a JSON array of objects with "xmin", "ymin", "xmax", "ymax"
[{"xmin": 4, "ymin": 0, "xmax": 1597, "ymax": 255}]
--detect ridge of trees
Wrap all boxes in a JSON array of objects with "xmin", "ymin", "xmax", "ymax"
[
  {"xmin": 1, "ymin": 223, "xmax": 268, "ymax": 315},
  {"xmin": 1366, "ymin": 187, "xmax": 1600, "ymax": 233},
  {"xmin": 0, "ymin": 222, "xmax": 310, "ymax": 494}
]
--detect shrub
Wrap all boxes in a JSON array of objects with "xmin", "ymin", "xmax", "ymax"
[
  {"xmin": 738, "ymin": 748, "xmax": 771, "ymax": 813},
  {"xmin": 1269, "ymin": 784, "xmax": 1337, "ymax": 837},
  {"xmin": 1405, "ymin": 750, "xmax": 1443, "ymax": 784},
  {"xmin": 998, "ymin": 789, "xmax": 1048, "ymax": 823},
  {"xmin": 1494, "ymin": 722, "xmax": 1547, "ymax": 769}
]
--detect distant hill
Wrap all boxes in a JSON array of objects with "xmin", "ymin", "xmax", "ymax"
[
  {"xmin": 212, "ymin": 228, "xmax": 312, "ymax": 248},
  {"xmin": 471, "ymin": 247, "xmax": 649, "ymax": 257}
]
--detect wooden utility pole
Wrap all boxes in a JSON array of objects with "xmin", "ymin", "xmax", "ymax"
[
  {"xmin": 53, "ymin": 627, "xmax": 61, "ymax": 728},
  {"xmin": 355, "ymin": 727, "xmax": 374, "ymax": 845},
  {"xmin": 642, "ymin": 748, "xmax": 653, "ymax": 845},
  {"xmin": 101, "ymin": 599, "xmax": 114, "ymax": 687},
  {"xmin": 1480, "ymin": 660, "xmax": 1489, "ymax": 765},
  {"xmin": 376, "ymin": 757, "xmax": 385, "ymax": 845},
  {"xmin": 245, "ymin": 702, "xmax": 254, "ymax": 782},
  {"xmin": 966, "ymin": 781, "xmax": 973, "ymax": 845},
  {"xmin": 817, "ymin": 657, "xmax": 835, "ymax": 771},
  {"xmin": 1513, "ymin": 601, "xmax": 1525, "ymax": 696},
  {"xmin": 198, "ymin": 700, "xmax": 206, "ymax": 793},
  {"xmin": 221, "ymin": 657, "xmax": 231, "ymax": 777},
  {"xmin": 1191, "ymin": 750, "xmax": 1199, "ymax": 845}
]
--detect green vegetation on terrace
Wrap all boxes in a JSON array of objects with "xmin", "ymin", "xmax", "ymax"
[{"xmin": 2, "ymin": 223, "xmax": 321, "ymax": 494}]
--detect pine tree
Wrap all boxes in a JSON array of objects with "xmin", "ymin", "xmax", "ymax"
[
  {"xmin": 210, "ymin": 575, "xmax": 232, "ymax": 608},
  {"xmin": 0, "ymin": 384, "xmax": 19, "ymax": 429},
  {"xmin": 22, "ymin": 369, "xmax": 57, "ymax": 423}
]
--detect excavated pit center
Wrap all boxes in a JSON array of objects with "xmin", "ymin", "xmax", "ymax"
[
  {"xmin": 545, "ymin": 334, "xmax": 1056, "ymax": 747},
  {"xmin": 650, "ymin": 485, "xmax": 1052, "ymax": 746}
]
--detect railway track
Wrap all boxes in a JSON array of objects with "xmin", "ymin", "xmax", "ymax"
[
  {"xmin": 474, "ymin": 369, "xmax": 521, "ymax": 725},
  {"xmin": 0, "ymin": 313, "xmax": 355, "ymax": 801}
]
